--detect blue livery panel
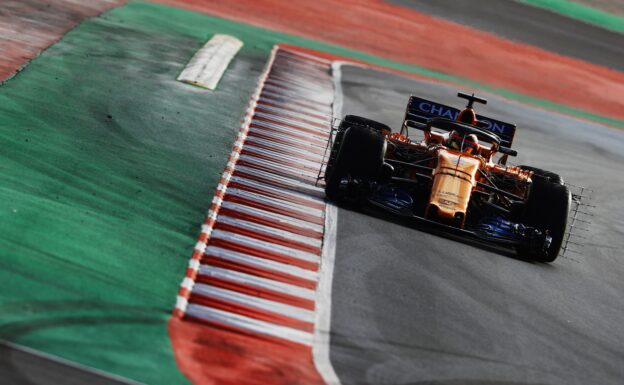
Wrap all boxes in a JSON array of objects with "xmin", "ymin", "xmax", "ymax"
[{"xmin": 405, "ymin": 96, "xmax": 517, "ymax": 147}]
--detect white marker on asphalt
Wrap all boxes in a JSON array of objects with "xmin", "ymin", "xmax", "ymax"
[{"xmin": 177, "ymin": 34, "xmax": 243, "ymax": 90}]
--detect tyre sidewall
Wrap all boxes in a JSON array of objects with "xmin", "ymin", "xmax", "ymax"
[
  {"xmin": 521, "ymin": 179, "xmax": 571, "ymax": 262},
  {"xmin": 325, "ymin": 125, "xmax": 385, "ymax": 199}
]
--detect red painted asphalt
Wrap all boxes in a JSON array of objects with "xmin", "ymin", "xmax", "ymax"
[
  {"xmin": 160, "ymin": 0, "xmax": 624, "ymax": 121},
  {"xmin": 0, "ymin": 0, "xmax": 123, "ymax": 81}
]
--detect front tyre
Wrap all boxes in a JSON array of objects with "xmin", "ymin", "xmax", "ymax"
[
  {"xmin": 325, "ymin": 125, "xmax": 385, "ymax": 201},
  {"xmin": 326, "ymin": 116, "xmax": 391, "ymax": 178},
  {"xmin": 518, "ymin": 179, "xmax": 571, "ymax": 262},
  {"xmin": 519, "ymin": 165, "xmax": 564, "ymax": 185},
  {"xmin": 343, "ymin": 115, "xmax": 392, "ymax": 135}
]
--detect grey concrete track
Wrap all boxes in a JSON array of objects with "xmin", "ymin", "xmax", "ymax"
[
  {"xmin": 388, "ymin": 0, "xmax": 624, "ymax": 72},
  {"xmin": 329, "ymin": 64, "xmax": 624, "ymax": 385},
  {"xmin": 0, "ymin": 341, "xmax": 140, "ymax": 385}
]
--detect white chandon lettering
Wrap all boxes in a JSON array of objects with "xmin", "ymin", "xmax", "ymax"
[
  {"xmin": 481, "ymin": 119, "xmax": 507, "ymax": 134},
  {"xmin": 490, "ymin": 122, "xmax": 507, "ymax": 134},
  {"xmin": 419, "ymin": 102, "xmax": 432, "ymax": 112},
  {"xmin": 418, "ymin": 100, "xmax": 510, "ymax": 135},
  {"xmin": 429, "ymin": 104, "xmax": 445, "ymax": 116},
  {"xmin": 420, "ymin": 102, "xmax": 458, "ymax": 120}
]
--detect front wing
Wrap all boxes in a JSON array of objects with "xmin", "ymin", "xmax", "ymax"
[{"xmin": 366, "ymin": 197, "xmax": 551, "ymax": 257}]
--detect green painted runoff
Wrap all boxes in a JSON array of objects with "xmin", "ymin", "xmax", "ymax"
[{"xmin": 0, "ymin": 2, "xmax": 273, "ymax": 384}]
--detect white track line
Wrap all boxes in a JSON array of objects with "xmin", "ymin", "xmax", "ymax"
[
  {"xmin": 279, "ymin": 47, "xmax": 332, "ymax": 64},
  {"xmin": 312, "ymin": 61, "xmax": 345, "ymax": 385}
]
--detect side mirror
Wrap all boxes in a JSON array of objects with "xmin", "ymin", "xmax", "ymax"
[{"xmin": 499, "ymin": 146, "xmax": 517, "ymax": 157}]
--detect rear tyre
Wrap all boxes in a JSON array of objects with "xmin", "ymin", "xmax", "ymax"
[
  {"xmin": 325, "ymin": 125, "xmax": 385, "ymax": 201},
  {"xmin": 519, "ymin": 165, "xmax": 564, "ymax": 185},
  {"xmin": 518, "ymin": 179, "xmax": 571, "ymax": 262}
]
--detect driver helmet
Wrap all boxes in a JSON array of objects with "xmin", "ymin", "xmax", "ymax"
[
  {"xmin": 448, "ymin": 131, "xmax": 479, "ymax": 155},
  {"xmin": 463, "ymin": 134, "xmax": 479, "ymax": 155}
]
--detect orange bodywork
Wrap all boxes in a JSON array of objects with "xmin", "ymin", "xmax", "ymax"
[
  {"xmin": 428, "ymin": 149, "xmax": 481, "ymax": 227},
  {"xmin": 385, "ymin": 131, "xmax": 532, "ymax": 229}
]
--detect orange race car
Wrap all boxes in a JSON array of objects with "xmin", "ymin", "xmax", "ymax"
[{"xmin": 324, "ymin": 92, "xmax": 571, "ymax": 262}]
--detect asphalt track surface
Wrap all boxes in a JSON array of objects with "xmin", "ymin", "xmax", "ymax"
[
  {"xmin": 329, "ymin": 65, "xmax": 624, "ymax": 385},
  {"xmin": 0, "ymin": 342, "xmax": 139, "ymax": 385},
  {"xmin": 388, "ymin": 0, "xmax": 624, "ymax": 72}
]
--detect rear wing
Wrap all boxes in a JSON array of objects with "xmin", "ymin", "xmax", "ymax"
[{"xmin": 403, "ymin": 96, "xmax": 517, "ymax": 148}]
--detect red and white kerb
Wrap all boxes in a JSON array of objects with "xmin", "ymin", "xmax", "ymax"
[{"xmin": 170, "ymin": 46, "xmax": 339, "ymax": 385}]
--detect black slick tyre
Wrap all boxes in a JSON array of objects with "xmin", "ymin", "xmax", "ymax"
[
  {"xmin": 343, "ymin": 115, "xmax": 392, "ymax": 135},
  {"xmin": 518, "ymin": 179, "xmax": 571, "ymax": 262},
  {"xmin": 326, "ymin": 116, "xmax": 390, "ymax": 178},
  {"xmin": 325, "ymin": 125, "xmax": 385, "ymax": 201}
]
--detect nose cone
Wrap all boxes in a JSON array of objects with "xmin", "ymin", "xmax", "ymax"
[{"xmin": 427, "ymin": 150, "xmax": 481, "ymax": 228}]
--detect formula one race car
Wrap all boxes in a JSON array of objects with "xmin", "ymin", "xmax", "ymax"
[{"xmin": 324, "ymin": 92, "xmax": 571, "ymax": 262}]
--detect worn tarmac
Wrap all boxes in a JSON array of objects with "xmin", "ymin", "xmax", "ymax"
[{"xmin": 389, "ymin": 0, "xmax": 624, "ymax": 72}]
